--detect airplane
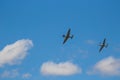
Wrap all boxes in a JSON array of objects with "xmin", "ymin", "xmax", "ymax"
[
  {"xmin": 99, "ymin": 38, "xmax": 108, "ymax": 52},
  {"xmin": 62, "ymin": 28, "xmax": 74, "ymax": 44}
]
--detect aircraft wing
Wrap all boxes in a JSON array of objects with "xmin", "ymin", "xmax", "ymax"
[
  {"xmin": 62, "ymin": 28, "xmax": 71, "ymax": 44},
  {"xmin": 103, "ymin": 38, "xmax": 106, "ymax": 44},
  {"xmin": 99, "ymin": 45, "xmax": 104, "ymax": 52},
  {"xmin": 63, "ymin": 37, "xmax": 69, "ymax": 44}
]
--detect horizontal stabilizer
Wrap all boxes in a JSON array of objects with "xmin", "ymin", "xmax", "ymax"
[
  {"xmin": 71, "ymin": 35, "xmax": 74, "ymax": 39},
  {"xmin": 62, "ymin": 35, "xmax": 65, "ymax": 37}
]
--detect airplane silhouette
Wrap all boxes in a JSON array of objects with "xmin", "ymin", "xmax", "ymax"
[
  {"xmin": 62, "ymin": 28, "xmax": 73, "ymax": 44},
  {"xmin": 99, "ymin": 38, "xmax": 108, "ymax": 52}
]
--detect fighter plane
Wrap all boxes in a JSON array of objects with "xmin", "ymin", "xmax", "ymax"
[
  {"xmin": 99, "ymin": 38, "xmax": 108, "ymax": 52},
  {"xmin": 62, "ymin": 28, "xmax": 73, "ymax": 44}
]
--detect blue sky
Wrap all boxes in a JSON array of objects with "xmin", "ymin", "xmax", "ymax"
[{"xmin": 0, "ymin": 0, "xmax": 120, "ymax": 80}]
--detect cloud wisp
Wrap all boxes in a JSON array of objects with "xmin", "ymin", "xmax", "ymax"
[
  {"xmin": 22, "ymin": 73, "xmax": 32, "ymax": 79},
  {"xmin": 85, "ymin": 40, "xmax": 96, "ymax": 45},
  {"xmin": 0, "ymin": 39, "xmax": 33, "ymax": 67},
  {"xmin": 41, "ymin": 61, "xmax": 81, "ymax": 76},
  {"xmin": 0, "ymin": 69, "xmax": 19, "ymax": 78},
  {"xmin": 87, "ymin": 56, "xmax": 120, "ymax": 76}
]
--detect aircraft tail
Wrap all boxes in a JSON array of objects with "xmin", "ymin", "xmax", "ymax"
[{"xmin": 70, "ymin": 35, "xmax": 74, "ymax": 39}]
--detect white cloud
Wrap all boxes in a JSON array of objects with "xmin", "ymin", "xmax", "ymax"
[
  {"xmin": 41, "ymin": 61, "xmax": 81, "ymax": 76},
  {"xmin": 0, "ymin": 39, "xmax": 33, "ymax": 67},
  {"xmin": 22, "ymin": 73, "xmax": 32, "ymax": 79},
  {"xmin": 87, "ymin": 56, "xmax": 120, "ymax": 76},
  {"xmin": 0, "ymin": 69, "xmax": 19, "ymax": 78}
]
